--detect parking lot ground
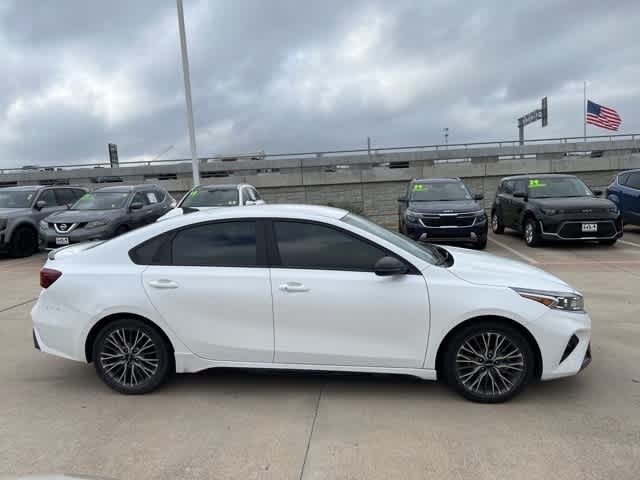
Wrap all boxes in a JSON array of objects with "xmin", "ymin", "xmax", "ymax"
[{"xmin": 1, "ymin": 232, "xmax": 640, "ymax": 480}]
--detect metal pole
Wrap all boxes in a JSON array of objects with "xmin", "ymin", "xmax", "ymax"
[
  {"xmin": 176, "ymin": 0, "xmax": 200, "ymax": 186},
  {"xmin": 518, "ymin": 120, "xmax": 524, "ymax": 158},
  {"xmin": 583, "ymin": 81, "xmax": 587, "ymax": 141}
]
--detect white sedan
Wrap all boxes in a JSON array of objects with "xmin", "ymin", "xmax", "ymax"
[{"xmin": 31, "ymin": 205, "xmax": 591, "ymax": 403}]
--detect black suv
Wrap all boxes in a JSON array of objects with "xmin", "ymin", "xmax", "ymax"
[
  {"xmin": 398, "ymin": 178, "xmax": 488, "ymax": 249},
  {"xmin": 491, "ymin": 174, "xmax": 623, "ymax": 247}
]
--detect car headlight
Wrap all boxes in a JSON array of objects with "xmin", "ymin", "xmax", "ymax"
[
  {"xmin": 85, "ymin": 219, "xmax": 109, "ymax": 229},
  {"xmin": 512, "ymin": 288, "xmax": 584, "ymax": 312},
  {"xmin": 541, "ymin": 208, "xmax": 559, "ymax": 215},
  {"xmin": 471, "ymin": 209, "xmax": 486, "ymax": 218},
  {"xmin": 39, "ymin": 220, "xmax": 48, "ymax": 230},
  {"xmin": 405, "ymin": 210, "xmax": 419, "ymax": 222}
]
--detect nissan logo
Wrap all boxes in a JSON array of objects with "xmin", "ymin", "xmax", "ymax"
[{"xmin": 58, "ymin": 224, "xmax": 68, "ymax": 231}]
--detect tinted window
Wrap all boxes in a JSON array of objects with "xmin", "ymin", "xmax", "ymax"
[
  {"xmin": 55, "ymin": 189, "xmax": 76, "ymax": 206},
  {"xmin": 71, "ymin": 189, "xmax": 86, "ymax": 200},
  {"xmin": 502, "ymin": 181, "xmax": 514, "ymax": 195},
  {"xmin": 38, "ymin": 190, "xmax": 57, "ymax": 206},
  {"xmin": 618, "ymin": 173, "xmax": 631, "ymax": 185},
  {"xmin": 129, "ymin": 233, "xmax": 171, "ymax": 265},
  {"xmin": 172, "ymin": 221, "xmax": 257, "ymax": 267},
  {"xmin": 514, "ymin": 180, "xmax": 528, "ymax": 195},
  {"xmin": 180, "ymin": 188, "xmax": 239, "ymax": 207},
  {"xmin": 626, "ymin": 172, "xmax": 640, "ymax": 190},
  {"xmin": 274, "ymin": 221, "xmax": 387, "ymax": 271},
  {"xmin": 132, "ymin": 192, "xmax": 150, "ymax": 206}
]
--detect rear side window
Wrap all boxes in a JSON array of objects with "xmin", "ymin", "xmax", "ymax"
[
  {"xmin": 132, "ymin": 192, "xmax": 150, "ymax": 206},
  {"xmin": 626, "ymin": 172, "xmax": 640, "ymax": 190},
  {"xmin": 617, "ymin": 173, "xmax": 631, "ymax": 185},
  {"xmin": 38, "ymin": 190, "xmax": 58, "ymax": 206},
  {"xmin": 502, "ymin": 181, "xmax": 514, "ymax": 195},
  {"xmin": 273, "ymin": 221, "xmax": 387, "ymax": 271},
  {"xmin": 129, "ymin": 233, "xmax": 172, "ymax": 265},
  {"xmin": 71, "ymin": 189, "xmax": 86, "ymax": 200},
  {"xmin": 172, "ymin": 221, "xmax": 257, "ymax": 267}
]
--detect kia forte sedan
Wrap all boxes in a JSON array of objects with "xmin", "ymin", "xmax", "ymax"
[{"xmin": 32, "ymin": 205, "xmax": 591, "ymax": 403}]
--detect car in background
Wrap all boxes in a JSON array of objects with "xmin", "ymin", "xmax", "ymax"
[
  {"xmin": 606, "ymin": 169, "xmax": 640, "ymax": 226},
  {"xmin": 39, "ymin": 184, "xmax": 172, "ymax": 248},
  {"xmin": 32, "ymin": 204, "xmax": 591, "ymax": 403},
  {"xmin": 491, "ymin": 174, "xmax": 622, "ymax": 247},
  {"xmin": 0, "ymin": 186, "xmax": 87, "ymax": 257},
  {"xmin": 157, "ymin": 183, "xmax": 265, "ymax": 221},
  {"xmin": 397, "ymin": 178, "xmax": 488, "ymax": 249}
]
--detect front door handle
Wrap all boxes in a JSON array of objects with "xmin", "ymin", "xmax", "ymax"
[
  {"xmin": 279, "ymin": 282, "xmax": 310, "ymax": 293},
  {"xmin": 148, "ymin": 279, "xmax": 179, "ymax": 289}
]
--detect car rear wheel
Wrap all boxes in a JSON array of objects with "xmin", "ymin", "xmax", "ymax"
[
  {"xmin": 523, "ymin": 218, "xmax": 541, "ymax": 247},
  {"xmin": 93, "ymin": 318, "xmax": 172, "ymax": 394},
  {"xmin": 491, "ymin": 211, "xmax": 504, "ymax": 234},
  {"xmin": 9, "ymin": 226, "xmax": 38, "ymax": 258},
  {"xmin": 442, "ymin": 321, "xmax": 535, "ymax": 403}
]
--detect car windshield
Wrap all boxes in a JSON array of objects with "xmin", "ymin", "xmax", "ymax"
[
  {"xmin": 0, "ymin": 190, "xmax": 36, "ymax": 208},
  {"xmin": 342, "ymin": 213, "xmax": 442, "ymax": 265},
  {"xmin": 180, "ymin": 188, "xmax": 239, "ymax": 207},
  {"xmin": 527, "ymin": 178, "xmax": 594, "ymax": 198},
  {"xmin": 410, "ymin": 182, "xmax": 472, "ymax": 201},
  {"xmin": 72, "ymin": 192, "xmax": 130, "ymax": 210}
]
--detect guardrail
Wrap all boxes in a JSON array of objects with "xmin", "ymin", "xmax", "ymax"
[{"xmin": 1, "ymin": 133, "xmax": 638, "ymax": 174}]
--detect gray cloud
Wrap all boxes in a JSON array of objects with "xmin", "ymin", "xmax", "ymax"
[{"xmin": 1, "ymin": 0, "xmax": 639, "ymax": 168}]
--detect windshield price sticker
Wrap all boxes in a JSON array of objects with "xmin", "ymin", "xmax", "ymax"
[
  {"xmin": 81, "ymin": 193, "xmax": 93, "ymax": 200},
  {"xmin": 413, "ymin": 184, "xmax": 428, "ymax": 192},
  {"xmin": 189, "ymin": 191, "xmax": 199, "ymax": 197},
  {"xmin": 529, "ymin": 179, "xmax": 546, "ymax": 188}
]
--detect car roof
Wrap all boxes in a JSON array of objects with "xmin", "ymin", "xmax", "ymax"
[
  {"xmin": 194, "ymin": 184, "xmax": 248, "ymax": 191},
  {"xmin": 0, "ymin": 185, "xmax": 47, "ymax": 191},
  {"xmin": 412, "ymin": 177, "xmax": 461, "ymax": 183},
  {"xmin": 93, "ymin": 184, "xmax": 159, "ymax": 193},
  {"xmin": 619, "ymin": 169, "xmax": 640, "ymax": 175},
  {"xmin": 500, "ymin": 174, "xmax": 577, "ymax": 181}
]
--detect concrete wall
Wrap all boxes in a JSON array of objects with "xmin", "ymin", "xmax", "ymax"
[{"xmin": 3, "ymin": 139, "xmax": 640, "ymax": 227}]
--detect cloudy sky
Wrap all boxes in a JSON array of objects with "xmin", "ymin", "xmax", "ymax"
[{"xmin": 1, "ymin": 0, "xmax": 639, "ymax": 168}]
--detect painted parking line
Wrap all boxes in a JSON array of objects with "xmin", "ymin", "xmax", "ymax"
[
  {"xmin": 487, "ymin": 237, "xmax": 540, "ymax": 264},
  {"xmin": 619, "ymin": 239, "xmax": 640, "ymax": 248},
  {"xmin": 537, "ymin": 260, "xmax": 640, "ymax": 266}
]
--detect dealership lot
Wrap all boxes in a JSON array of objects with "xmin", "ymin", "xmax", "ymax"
[{"xmin": 1, "ymin": 229, "xmax": 640, "ymax": 480}]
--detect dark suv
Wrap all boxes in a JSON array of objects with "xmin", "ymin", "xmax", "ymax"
[
  {"xmin": 491, "ymin": 174, "xmax": 623, "ymax": 247},
  {"xmin": 606, "ymin": 169, "xmax": 640, "ymax": 226},
  {"xmin": 398, "ymin": 178, "xmax": 488, "ymax": 249},
  {"xmin": 39, "ymin": 184, "xmax": 174, "ymax": 248}
]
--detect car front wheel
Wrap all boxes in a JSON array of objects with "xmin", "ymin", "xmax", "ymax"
[
  {"xmin": 523, "ymin": 218, "xmax": 541, "ymax": 247},
  {"xmin": 442, "ymin": 321, "xmax": 535, "ymax": 403},
  {"xmin": 93, "ymin": 318, "xmax": 172, "ymax": 394},
  {"xmin": 491, "ymin": 211, "xmax": 504, "ymax": 234}
]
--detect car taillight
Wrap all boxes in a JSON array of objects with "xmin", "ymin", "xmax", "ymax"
[{"xmin": 40, "ymin": 268, "xmax": 62, "ymax": 289}]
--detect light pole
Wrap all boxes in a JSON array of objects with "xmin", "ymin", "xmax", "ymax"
[
  {"xmin": 443, "ymin": 128, "xmax": 449, "ymax": 145},
  {"xmin": 176, "ymin": 0, "xmax": 200, "ymax": 186}
]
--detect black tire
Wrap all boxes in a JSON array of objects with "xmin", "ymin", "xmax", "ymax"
[
  {"xmin": 599, "ymin": 238, "xmax": 617, "ymax": 246},
  {"xmin": 93, "ymin": 318, "xmax": 172, "ymax": 394},
  {"xmin": 9, "ymin": 226, "xmax": 38, "ymax": 258},
  {"xmin": 523, "ymin": 218, "xmax": 541, "ymax": 247},
  {"xmin": 441, "ymin": 321, "xmax": 535, "ymax": 403},
  {"xmin": 474, "ymin": 235, "xmax": 488, "ymax": 250},
  {"xmin": 491, "ymin": 211, "xmax": 505, "ymax": 234}
]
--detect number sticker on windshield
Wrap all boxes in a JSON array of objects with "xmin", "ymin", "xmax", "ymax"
[
  {"xmin": 529, "ymin": 179, "xmax": 546, "ymax": 188},
  {"xmin": 81, "ymin": 193, "xmax": 93, "ymax": 200},
  {"xmin": 189, "ymin": 190, "xmax": 199, "ymax": 197},
  {"xmin": 412, "ymin": 184, "xmax": 427, "ymax": 192}
]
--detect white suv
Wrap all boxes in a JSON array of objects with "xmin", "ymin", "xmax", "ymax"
[{"xmin": 32, "ymin": 204, "xmax": 591, "ymax": 403}]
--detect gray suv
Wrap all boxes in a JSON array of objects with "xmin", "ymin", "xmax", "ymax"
[
  {"xmin": 40, "ymin": 184, "xmax": 173, "ymax": 249},
  {"xmin": 0, "ymin": 186, "xmax": 87, "ymax": 257}
]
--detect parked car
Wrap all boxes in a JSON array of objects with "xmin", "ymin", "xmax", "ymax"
[
  {"xmin": 0, "ymin": 185, "xmax": 87, "ymax": 257},
  {"xmin": 32, "ymin": 204, "xmax": 591, "ymax": 403},
  {"xmin": 606, "ymin": 169, "xmax": 640, "ymax": 226},
  {"xmin": 491, "ymin": 174, "xmax": 622, "ymax": 247},
  {"xmin": 397, "ymin": 178, "xmax": 488, "ymax": 249},
  {"xmin": 157, "ymin": 183, "xmax": 265, "ymax": 221},
  {"xmin": 39, "ymin": 184, "xmax": 172, "ymax": 249}
]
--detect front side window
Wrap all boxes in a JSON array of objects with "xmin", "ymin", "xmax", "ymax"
[
  {"xmin": 180, "ymin": 188, "xmax": 239, "ymax": 208},
  {"xmin": 0, "ymin": 190, "xmax": 36, "ymax": 208},
  {"xmin": 409, "ymin": 181, "xmax": 471, "ymax": 202},
  {"xmin": 273, "ymin": 220, "xmax": 389, "ymax": 271},
  {"xmin": 626, "ymin": 172, "xmax": 640, "ymax": 190},
  {"xmin": 55, "ymin": 189, "xmax": 76, "ymax": 206},
  {"xmin": 38, "ymin": 190, "xmax": 57, "ymax": 206},
  {"xmin": 132, "ymin": 192, "xmax": 151, "ymax": 206},
  {"xmin": 527, "ymin": 177, "xmax": 594, "ymax": 199},
  {"xmin": 172, "ymin": 221, "xmax": 257, "ymax": 267},
  {"xmin": 73, "ymin": 192, "xmax": 131, "ymax": 210}
]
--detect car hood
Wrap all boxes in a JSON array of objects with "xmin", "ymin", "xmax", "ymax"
[
  {"xmin": 443, "ymin": 245, "xmax": 575, "ymax": 292},
  {"xmin": 531, "ymin": 196, "xmax": 615, "ymax": 211},
  {"xmin": 407, "ymin": 200, "xmax": 482, "ymax": 214},
  {"xmin": 0, "ymin": 207, "xmax": 33, "ymax": 218},
  {"xmin": 45, "ymin": 209, "xmax": 122, "ymax": 223}
]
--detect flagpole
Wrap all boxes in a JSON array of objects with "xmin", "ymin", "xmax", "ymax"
[{"xmin": 583, "ymin": 81, "xmax": 587, "ymax": 141}]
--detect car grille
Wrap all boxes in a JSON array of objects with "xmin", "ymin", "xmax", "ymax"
[
  {"xmin": 419, "ymin": 214, "xmax": 476, "ymax": 228},
  {"xmin": 557, "ymin": 221, "xmax": 616, "ymax": 239}
]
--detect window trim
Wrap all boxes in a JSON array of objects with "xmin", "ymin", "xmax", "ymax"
[
  {"xmin": 129, "ymin": 218, "xmax": 268, "ymax": 268},
  {"xmin": 265, "ymin": 218, "xmax": 419, "ymax": 274}
]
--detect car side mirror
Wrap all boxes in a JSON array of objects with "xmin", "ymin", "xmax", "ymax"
[
  {"xmin": 513, "ymin": 191, "xmax": 527, "ymax": 199},
  {"xmin": 397, "ymin": 196, "xmax": 408, "ymax": 203},
  {"xmin": 35, "ymin": 200, "xmax": 47, "ymax": 210},
  {"xmin": 473, "ymin": 193, "xmax": 484, "ymax": 201},
  {"xmin": 374, "ymin": 256, "xmax": 408, "ymax": 276},
  {"xmin": 130, "ymin": 202, "xmax": 144, "ymax": 211},
  {"xmin": 592, "ymin": 189, "xmax": 603, "ymax": 196},
  {"xmin": 245, "ymin": 200, "xmax": 257, "ymax": 206}
]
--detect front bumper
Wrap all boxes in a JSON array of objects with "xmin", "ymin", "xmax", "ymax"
[
  {"xmin": 538, "ymin": 215, "xmax": 623, "ymax": 241},
  {"xmin": 405, "ymin": 217, "xmax": 488, "ymax": 243},
  {"xmin": 39, "ymin": 225, "xmax": 115, "ymax": 248}
]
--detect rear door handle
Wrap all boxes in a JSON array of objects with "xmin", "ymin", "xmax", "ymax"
[
  {"xmin": 148, "ymin": 279, "xmax": 179, "ymax": 289},
  {"xmin": 279, "ymin": 282, "xmax": 310, "ymax": 293}
]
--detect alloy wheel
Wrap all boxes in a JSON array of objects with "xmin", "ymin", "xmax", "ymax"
[
  {"xmin": 524, "ymin": 223, "xmax": 534, "ymax": 244},
  {"xmin": 455, "ymin": 332, "xmax": 525, "ymax": 397},
  {"xmin": 492, "ymin": 214, "xmax": 499, "ymax": 232},
  {"xmin": 99, "ymin": 327, "xmax": 159, "ymax": 387}
]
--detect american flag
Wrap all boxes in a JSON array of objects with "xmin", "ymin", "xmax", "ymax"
[{"xmin": 586, "ymin": 100, "xmax": 622, "ymax": 131}]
